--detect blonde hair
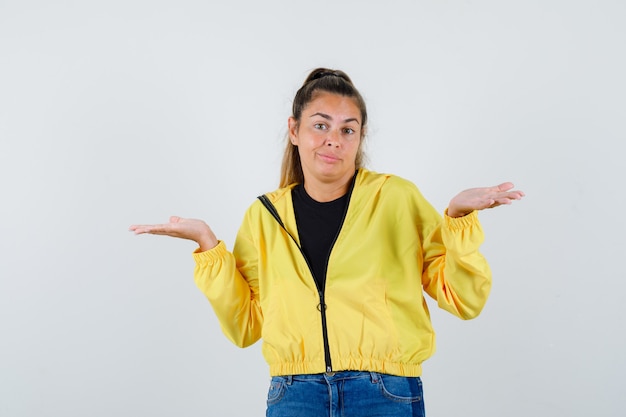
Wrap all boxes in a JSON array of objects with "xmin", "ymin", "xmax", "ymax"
[{"xmin": 279, "ymin": 68, "xmax": 368, "ymax": 188}]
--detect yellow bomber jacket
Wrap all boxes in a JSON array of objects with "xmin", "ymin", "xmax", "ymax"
[{"xmin": 193, "ymin": 169, "xmax": 492, "ymax": 377}]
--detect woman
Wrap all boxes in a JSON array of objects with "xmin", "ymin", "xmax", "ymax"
[{"xmin": 130, "ymin": 68, "xmax": 524, "ymax": 417}]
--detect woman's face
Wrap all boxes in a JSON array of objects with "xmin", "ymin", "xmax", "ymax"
[{"xmin": 288, "ymin": 92, "xmax": 362, "ymax": 190}]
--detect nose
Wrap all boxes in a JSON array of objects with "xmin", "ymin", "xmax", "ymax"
[{"xmin": 325, "ymin": 129, "xmax": 340, "ymax": 147}]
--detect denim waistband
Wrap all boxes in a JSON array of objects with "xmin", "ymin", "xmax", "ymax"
[{"xmin": 276, "ymin": 371, "xmax": 380, "ymax": 384}]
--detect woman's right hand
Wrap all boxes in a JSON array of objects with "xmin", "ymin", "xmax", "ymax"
[{"xmin": 129, "ymin": 216, "xmax": 219, "ymax": 252}]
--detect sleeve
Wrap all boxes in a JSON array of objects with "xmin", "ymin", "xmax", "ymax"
[
  {"xmin": 421, "ymin": 209, "xmax": 492, "ymax": 320},
  {"xmin": 192, "ymin": 213, "xmax": 263, "ymax": 347}
]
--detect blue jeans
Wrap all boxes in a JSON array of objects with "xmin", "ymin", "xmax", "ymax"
[{"xmin": 266, "ymin": 371, "xmax": 425, "ymax": 417}]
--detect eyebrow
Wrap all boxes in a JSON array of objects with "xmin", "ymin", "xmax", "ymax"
[{"xmin": 310, "ymin": 112, "xmax": 360, "ymax": 125}]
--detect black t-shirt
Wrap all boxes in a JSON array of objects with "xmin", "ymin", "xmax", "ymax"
[{"xmin": 292, "ymin": 184, "xmax": 349, "ymax": 292}]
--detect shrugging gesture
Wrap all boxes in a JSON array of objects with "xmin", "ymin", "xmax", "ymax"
[{"xmin": 129, "ymin": 67, "xmax": 526, "ymax": 417}]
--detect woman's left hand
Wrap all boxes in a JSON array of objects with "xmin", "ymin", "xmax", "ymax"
[{"xmin": 447, "ymin": 182, "xmax": 525, "ymax": 218}]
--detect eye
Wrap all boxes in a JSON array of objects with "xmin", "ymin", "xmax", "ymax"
[
  {"xmin": 343, "ymin": 127, "xmax": 355, "ymax": 135},
  {"xmin": 314, "ymin": 123, "xmax": 327, "ymax": 130}
]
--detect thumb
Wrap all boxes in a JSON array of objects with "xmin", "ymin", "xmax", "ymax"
[
  {"xmin": 496, "ymin": 182, "xmax": 514, "ymax": 192},
  {"xmin": 169, "ymin": 215, "xmax": 182, "ymax": 223}
]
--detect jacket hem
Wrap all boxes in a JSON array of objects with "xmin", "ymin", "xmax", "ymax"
[{"xmin": 269, "ymin": 357, "xmax": 423, "ymax": 378}]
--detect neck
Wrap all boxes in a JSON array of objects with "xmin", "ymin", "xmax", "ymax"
[{"xmin": 303, "ymin": 171, "xmax": 356, "ymax": 202}]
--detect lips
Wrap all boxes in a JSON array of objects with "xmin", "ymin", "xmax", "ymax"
[{"xmin": 317, "ymin": 153, "xmax": 340, "ymax": 163}]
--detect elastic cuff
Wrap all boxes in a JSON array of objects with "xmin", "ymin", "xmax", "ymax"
[
  {"xmin": 444, "ymin": 209, "xmax": 479, "ymax": 230},
  {"xmin": 192, "ymin": 240, "xmax": 227, "ymax": 264}
]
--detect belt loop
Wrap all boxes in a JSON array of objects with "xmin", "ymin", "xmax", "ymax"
[
  {"xmin": 285, "ymin": 375, "xmax": 293, "ymax": 385},
  {"xmin": 369, "ymin": 372, "xmax": 379, "ymax": 384}
]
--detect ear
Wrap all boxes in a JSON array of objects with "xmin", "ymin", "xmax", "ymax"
[{"xmin": 288, "ymin": 117, "xmax": 299, "ymax": 145}]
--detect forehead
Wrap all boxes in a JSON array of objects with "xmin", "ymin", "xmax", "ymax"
[{"xmin": 304, "ymin": 92, "xmax": 362, "ymax": 121}]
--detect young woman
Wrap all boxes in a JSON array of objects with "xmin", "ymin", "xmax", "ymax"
[{"xmin": 130, "ymin": 68, "xmax": 524, "ymax": 417}]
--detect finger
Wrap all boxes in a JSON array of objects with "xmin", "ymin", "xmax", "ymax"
[
  {"xmin": 492, "ymin": 198, "xmax": 513, "ymax": 206},
  {"xmin": 170, "ymin": 215, "xmax": 182, "ymax": 223},
  {"xmin": 495, "ymin": 182, "xmax": 514, "ymax": 192},
  {"xmin": 130, "ymin": 225, "xmax": 151, "ymax": 234},
  {"xmin": 497, "ymin": 190, "xmax": 524, "ymax": 201},
  {"xmin": 482, "ymin": 199, "xmax": 496, "ymax": 209},
  {"xmin": 506, "ymin": 191, "xmax": 525, "ymax": 199},
  {"xmin": 129, "ymin": 224, "xmax": 153, "ymax": 234},
  {"xmin": 131, "ymin": 224, "xmax": 171, "ymax": 235}
]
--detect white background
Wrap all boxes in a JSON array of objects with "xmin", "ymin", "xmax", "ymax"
[{"xmin": 1, "ymin": 1, "xmax": 624, "ymax": 416}]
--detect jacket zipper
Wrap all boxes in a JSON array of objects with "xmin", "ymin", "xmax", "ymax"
[
  {"xmin": 277, "ymin": 230, "xmax": 335, "ymax": 372},
  {"xmin": 257, "ymin": 172, "xmax": 357, "ymax": 373},
  {"xmin": 317, "ymin": 290, "xmax": 332, "ymax": 372},
  {"xmin": 258, "ymin": 194, "xmax": 334, "ymax": 370},
  {"xmin": 315, "ymin": 176, "xmax": 356, "ymax": 372}
]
